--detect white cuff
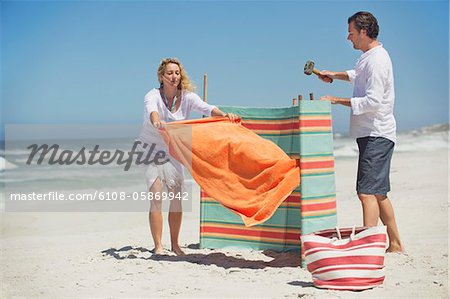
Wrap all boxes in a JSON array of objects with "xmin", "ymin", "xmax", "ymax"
[
  {"xmin": 346, "ymin": 70, "xmax": 356, "ymax": 84},
  {"xmin": 350, "ymin": 97, "xmax": 361, "ymax": 115}
]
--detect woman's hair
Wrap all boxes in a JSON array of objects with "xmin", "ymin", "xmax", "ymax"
[
  {"xmin": 157, "ymin": 57, "xmax": 196, "ymax": 92},
  {"xmin": 348, "ymin": 11, "xmax": 379, "ymax": 39}
]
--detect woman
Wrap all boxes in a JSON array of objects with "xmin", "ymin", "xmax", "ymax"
[{"xmin": 137, "ymin": 58, "xmax": 238, "ymax": 255}]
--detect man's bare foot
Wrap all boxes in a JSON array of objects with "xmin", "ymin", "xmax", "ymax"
[
  {"xmin": 386, "ymin": 243, "xmax": 405, "ymax": 253},
  {"xmin": 171, "ymin": 245, "xmax": 185, "ymax": 256},
  {"xmin": 153, "ymin": 246, "xmax": 164, "ymax": 255}
]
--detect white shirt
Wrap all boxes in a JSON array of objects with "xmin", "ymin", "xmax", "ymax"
[
  {"xmin": 137, "ymin": 88, "xmax": 216, "ymax": 154},
  {"xmin": 346, "ymin": 44, "xmax": 396, "ymax": 143}
]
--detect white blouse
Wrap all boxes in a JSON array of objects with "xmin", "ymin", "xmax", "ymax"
[{"xmin": 137, "ymin": 88, "xmax": 217, "ymax": 155}]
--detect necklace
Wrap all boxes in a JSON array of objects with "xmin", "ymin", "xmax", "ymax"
[{"xmin": 161, "ymin": 89, "xmax": 178, "ymax": 112}]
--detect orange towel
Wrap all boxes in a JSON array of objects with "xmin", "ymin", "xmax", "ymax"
[{"xmin": 158, "ymin": 117, "xmax": 300, "ymax": 226}]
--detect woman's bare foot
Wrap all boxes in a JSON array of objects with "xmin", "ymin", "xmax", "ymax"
[
  {"xmin": 153, "ymin": 245, "xmax": 164, "ymax": 255},
  {"xmin": 171, "ymin": 245, "xmax": 185, "ymax": 256}
]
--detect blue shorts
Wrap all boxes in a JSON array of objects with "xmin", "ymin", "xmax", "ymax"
[{"xmin": 356, "ymin": 136, "xmax": 395, "ymax": 196}]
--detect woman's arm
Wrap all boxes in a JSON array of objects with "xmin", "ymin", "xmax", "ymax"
[
  {"xmin": 150, "ymin": 111, "xmax": 166, "ymax": 128},
  {"xmin": 211, "ymin": 107, "xmax": 240, "ymax": 122}
]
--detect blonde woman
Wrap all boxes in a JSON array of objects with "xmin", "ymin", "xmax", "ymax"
[{"xmin": 137, "ymin": 58, "xmax": 238, "ymax": 255}]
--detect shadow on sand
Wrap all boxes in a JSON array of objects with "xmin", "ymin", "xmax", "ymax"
[{"xmin": 101, "ymin": 243, "xmax": 301, "ymax": 269}]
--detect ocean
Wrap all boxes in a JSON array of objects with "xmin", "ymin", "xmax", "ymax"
[{"xmin": 333, "ymin": 123, "xmax": 449, "ymax": 158}]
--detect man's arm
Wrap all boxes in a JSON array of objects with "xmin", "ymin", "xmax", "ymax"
[
  {"xmin": 350, "ymin": 64, "xmax": 386, "ymax": 115},
  {"xmin": 320, "ymin": 95, "xmax": 352, "ymax": 107},
  {"xmin": 318, "ymin": 71, "xmax": 351, "ymax": 83}
]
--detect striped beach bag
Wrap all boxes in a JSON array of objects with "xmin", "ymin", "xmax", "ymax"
[{"xmin": 301, "ymin": 226, "xmax": 387, "ymax": 290}]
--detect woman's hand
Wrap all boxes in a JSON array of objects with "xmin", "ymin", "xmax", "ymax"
[
  {"xmin": 153, "ymin": 120, "xmax": 166, "ymax": 129},
  {"xmin": 211, "ymin": 108, "xmax": 240, "ymax": 122},
  {"xmin": 225, "ymin": 112, "xmax": 240, "ymax": 122},
  {"xmin": 150, "ymin": 111, "xmax": 166, "ymax": 129}
]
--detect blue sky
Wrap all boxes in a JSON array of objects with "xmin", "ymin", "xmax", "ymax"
[{"xmin": 1, "ymin": 0, "xmax": 449, "ymax": 141}]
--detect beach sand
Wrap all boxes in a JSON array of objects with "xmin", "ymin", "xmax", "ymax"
[{"xmin": 1, "ymin": 149, "xmax": 448, "ymax": 298}]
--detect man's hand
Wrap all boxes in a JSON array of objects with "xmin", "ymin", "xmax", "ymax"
[
  {"xmin": 318, "ymin": 70, "xmax": 334, "ymax": 83},
  {"xmin": 320, "ymin": 95, "xmax": 352, "ymax": 107},
  {"xmin": 320, "ymin": 95, "xmax": 338, "ymax": 104}
]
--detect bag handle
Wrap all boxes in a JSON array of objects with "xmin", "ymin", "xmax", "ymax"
[
  {"xmin": 335, "ymin": 227, "xmax": 342, "ymax": 240},
  {"xmin": 335, "ymin": 225, "xmax": 357, "ymax": 240},
  {"xmin": 350, "ymin": 225, "xmax": 356, "ymax": 240}
]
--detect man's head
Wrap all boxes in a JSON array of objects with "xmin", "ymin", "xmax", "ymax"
[{"xmin": 347, "ymin": 12, "xmax": 379, "ymax": 51}]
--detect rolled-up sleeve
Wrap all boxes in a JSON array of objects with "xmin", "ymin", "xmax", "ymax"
[
  {"xmin": 189, "ymin": 93, "xmax": 216, "ymax": 116},
  {"xmin": 350, "ymin": 64, "xmax": 385, "ymax": 115},
  {"xmin": 144, "ymin": 93, "xmax": 159, "ymax": 116},
  {"xmin": 346, "ymin": 70, "xmax": 356, "ymax": 84}
]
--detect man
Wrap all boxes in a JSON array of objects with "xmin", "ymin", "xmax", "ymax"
[{"xmin": 318, "ymin": 11, "xmax": 404, "ymax": 252}]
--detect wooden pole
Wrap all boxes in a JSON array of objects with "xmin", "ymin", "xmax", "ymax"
[{"xmin": 203, "ymin": 74, "xmax": 208, "ymax": 103}]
